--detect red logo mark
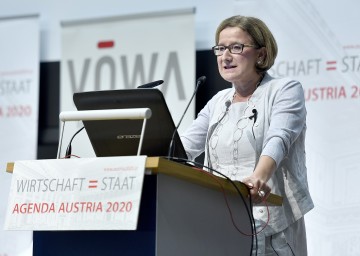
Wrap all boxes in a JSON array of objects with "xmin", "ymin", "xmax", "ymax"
[{"xmin": 97, "ymin": 40, "xmax": 114, "ymax": 49}]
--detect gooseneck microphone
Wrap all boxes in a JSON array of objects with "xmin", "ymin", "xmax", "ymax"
[
  {"xmin": 225, "ymin": 100, "xmax": 231, "ymax": 110},
  {"xmin": 208, "ymin": 100, "xmax": 231, "ymax": 143},
  {"xmin": 167, "ymin": 76, "xmax": 207, "ymax": 158},
  {"xmin": 137, "ymin": 80, "xmax": 164, "ymax": 88}
]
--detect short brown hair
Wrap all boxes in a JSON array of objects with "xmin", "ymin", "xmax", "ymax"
[{"xmin": 215, "ymin": 15, "xmax": 278, "ymax": 73}]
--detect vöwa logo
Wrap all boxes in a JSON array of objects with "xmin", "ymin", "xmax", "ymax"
[{"xmin": 66, "ymin": 50, "xmax": 186, "ymax": 99}]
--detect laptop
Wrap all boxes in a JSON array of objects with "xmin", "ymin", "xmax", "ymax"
[{"xmin": 73, "ymin": 88, "xmax": 187, "ymax": 159}]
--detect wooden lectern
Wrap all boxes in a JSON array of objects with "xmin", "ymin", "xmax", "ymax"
[{"xmin": 6, "ymin": 157, "xmax": 282, "ymax": 256}]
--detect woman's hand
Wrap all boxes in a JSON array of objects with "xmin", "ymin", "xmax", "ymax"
[
  {"xmin": 242, "ymin": 176, "xmax": 271, "ymax": 204},
  {"xmin": 242, "ymin": 155, "xmax": 277, "ymax": 203}
]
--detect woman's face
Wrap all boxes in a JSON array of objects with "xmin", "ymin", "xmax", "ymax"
[{"xmin": 216, "ymin": 27, "xmax": 262, "ymax": 85}]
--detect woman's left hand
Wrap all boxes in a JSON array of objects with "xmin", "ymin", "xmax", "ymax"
[
  {"xmin": 242, "ymin": 155, "xmax": 277, "ymax": 204},
  {"xmin": 242, "ymin": 175, "xmax": 271, "ymax": 204}
]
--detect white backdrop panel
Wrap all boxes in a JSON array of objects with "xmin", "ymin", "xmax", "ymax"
[
  {"xmin": 0, "ymin": 14, "xmax": 40, "ymax": 256},
  {"xmin": 60, "ymin": 9, "xmax": 195, "ymax": 158},
  {"xmin": 234, "ymin": 1, "xmax": 360, "ymax": 255}
]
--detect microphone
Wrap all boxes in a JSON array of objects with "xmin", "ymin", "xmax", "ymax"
[
  {"xmin": 137, "ymin": 80, "xmax": 164, "ymax": 88},
  {"xmin": 64, "ymin": 126, "xmax": 85, "ymax": 158},
  {"xmin": 225, "ymin": 100, "xmax": 231, "ymax": 110},
  {"xmin": 249, "ymin": 109, "xmax": 257, "ymax": 122},
  {"xmin": 211, "ymin": 100, "xmax": 231, "ymax": 137},
  {"xmin": 167, "ymin": 76, "xmax": 207, "ymax": 158}
]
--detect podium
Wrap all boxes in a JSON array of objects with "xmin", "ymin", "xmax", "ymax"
[{"xmin": 6, "ymin": 157, "xmax": 282, "ymax": 256}]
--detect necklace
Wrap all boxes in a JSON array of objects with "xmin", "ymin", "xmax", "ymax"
[
  {"xmin": 209, "ymin": 95, "xmax": 256, "ymax": 172},
  {"xmin": 209, "ymin": 75, "xmax": 263, "ymax": 174},
  {"xmin": 232, "ymin": 97, "xmax": 255, "ymax": 171}
]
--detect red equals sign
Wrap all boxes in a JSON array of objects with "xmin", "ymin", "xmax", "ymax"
[
  {"xmin": 88, "ymin": 180, "xmax": 98, "ymax": 189},
  {"xmin": 326, "ymin": 60, "xmax": 337, "ymax": 71}
]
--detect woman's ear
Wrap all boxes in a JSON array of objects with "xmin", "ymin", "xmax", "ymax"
[{"xmin": 257, "ymin": 47, "xmax": 267, "ymax": 63}]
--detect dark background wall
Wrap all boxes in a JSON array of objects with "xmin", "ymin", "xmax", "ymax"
[{"xmin": 37, "ymin": 50, "xmax": 231, "ymax": 159}]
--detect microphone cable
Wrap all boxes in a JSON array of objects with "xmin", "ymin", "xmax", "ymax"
[
  {"xmin": 64, "ymin": 126, "xmax": 85, "ymax": 158},
  {"xmin": 165, "ymin": 156, "xmax": 257, "ymax": 255}
]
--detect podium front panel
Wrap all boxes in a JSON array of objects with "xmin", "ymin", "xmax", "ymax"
[
  {"xmin": 32, "ymin": 164, "xmax": 254, "ymax": 256},
  {"xmin": 156, "ymin": 173, "xmax": 253, "ymax": 256},
  {"xmin": 33, "ymin": 175, "xmax": 157, "ymax": 256}
]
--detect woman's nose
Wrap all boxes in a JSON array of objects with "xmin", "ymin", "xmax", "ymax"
[{"xmin": 222, "ymin": 49, "xmax": 232, "ymax": 61}]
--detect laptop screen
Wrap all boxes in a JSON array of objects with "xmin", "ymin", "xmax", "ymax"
[{"xmin": 73, "ymin": 88, "xmax": 187, "ymax": 159}]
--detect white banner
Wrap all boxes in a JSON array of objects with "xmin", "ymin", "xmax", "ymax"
[
  {"xmin": 60, "ymin": 9, "xmax": 195, "ymax": 158},
  {"xmin": 234, "ymin": 1, "xmax": 360, "ymax": 255},
  {"xmin": 5, "ymin": 156, "xmax": 146, "ymax": 231},
  {"xmin": 0, "ymin": 14, "xmax": 39, "ymax": 256}
]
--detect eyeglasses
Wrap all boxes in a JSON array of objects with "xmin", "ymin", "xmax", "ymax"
[{"xmin": 212, "ymin": 43, "xmax": 259, "ymax": 56}]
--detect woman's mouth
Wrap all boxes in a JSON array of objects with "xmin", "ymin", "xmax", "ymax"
[{"xmin": 224, "ymin": 65, "xmax": 236, "ymax": 69}]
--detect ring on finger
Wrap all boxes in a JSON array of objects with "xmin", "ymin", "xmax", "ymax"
[{"xmin": 258, "ymin": 190, "xmax": 265, "ymax": 197}]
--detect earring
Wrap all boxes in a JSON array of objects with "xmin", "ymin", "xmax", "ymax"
[{"xmin": 257, "ymin": 59, "xmax": 262, "ymax": 64}]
